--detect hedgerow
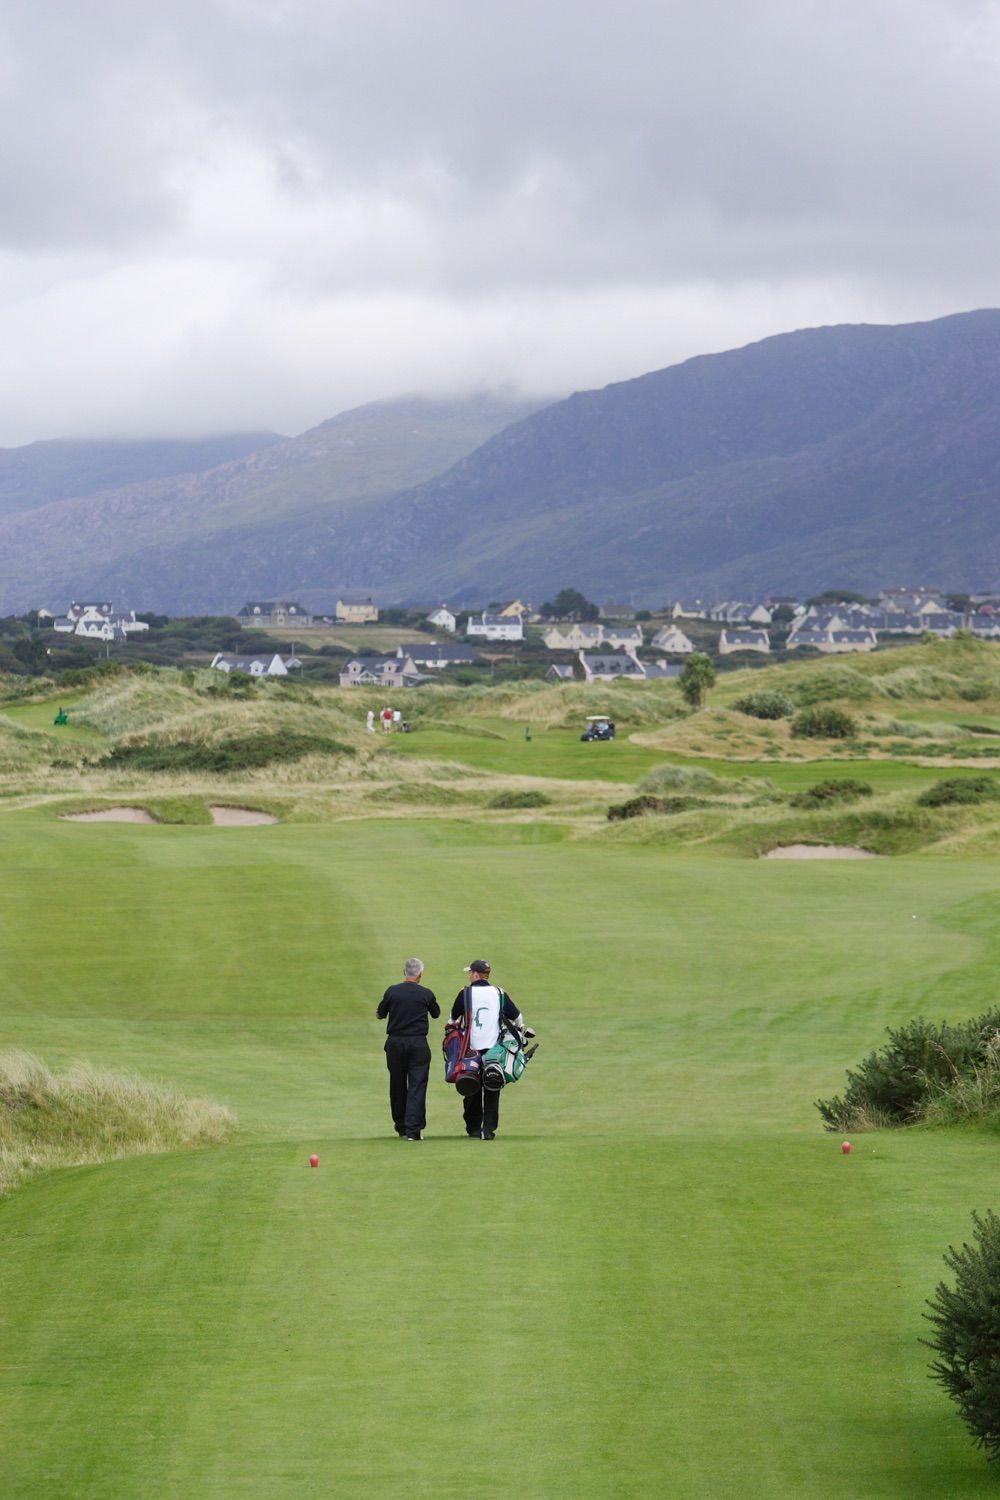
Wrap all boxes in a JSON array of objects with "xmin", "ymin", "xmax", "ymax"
[{"xmin": 917, "ymin": 776, "xmax": 1000, "ymax": 808}]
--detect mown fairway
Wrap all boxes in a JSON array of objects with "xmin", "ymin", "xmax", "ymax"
[{"xmin": 2, "ymin": 805, "xmax": 1000, "ymax": 1498}]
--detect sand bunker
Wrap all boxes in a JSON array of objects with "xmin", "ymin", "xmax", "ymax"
[
  {"xmin": 209, "ymin": 806, "xmax": 277, "ymax": 826},
  {"xmin": 762, "ymin": 844, "xmax": 877, "ymax": 860},
  {"xmin": 61, "ymin": 807, "xmax": 157, "ymax": 824}
]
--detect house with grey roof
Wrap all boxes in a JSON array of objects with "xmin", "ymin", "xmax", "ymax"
[
  {"xmin": 545, "ymin": 663, "xmax": 576, "ymax": 682},
  {"xmin": 651, "ymin": 625, "xmax": 694, "ymax": 654},
  {"xmin": 603, "ymin": 623, "xmax": 643, "ymax": 651},
  {"xmin": 238, "ymin": 601, "xmax": 313, "ymax": 629},
  {"xmin": 339, "ymin": 654, "xmax": 423, "ymax": 688},
  {"xmin": 719, "ymin": 629, "xmax": 770, "ymax": 655},
  {"xmin": 598, "ymin": 602, "xmax": 636, "ymax": 620},
  {"xmin": 466, "ymin": 612, "xmax": 523, "ymax": 642},
  {"xmin": 211, "ymin": 652, "xmax": 300, "ymax": 676},
  {"xmin": 397, "ymin": 641, "xmax": 477, "ymax": 669},
  {"xmin": 578, "ymin": 650, "xmax": 646, "ymax": 682},
  {"xmin": 542, "ymin": 623, "xmax": 605, "ymax": 651},
  {"xmin": 426, "ymin": 605, "xmax": 457, "ymax": 634}
]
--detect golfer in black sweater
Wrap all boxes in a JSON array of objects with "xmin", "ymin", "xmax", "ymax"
[{"xmin": 377, "ymin": 958, "xmax": 440, "ymax": 1140}]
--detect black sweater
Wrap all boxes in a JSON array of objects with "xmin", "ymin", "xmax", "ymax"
[{"xmin": 377, "ymin": 981, "xmax": 441, "ymax": 1036}]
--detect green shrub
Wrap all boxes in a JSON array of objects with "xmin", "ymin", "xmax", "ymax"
[
  {"xmin": 791, "ymin": 778, "xmax": 873, "ymax": 809},
  {"xmin": 816, "ymin": 1009, "xmax": 1000, "ymax": 1131},
  {"xmin": 488, "ymin": 789, "xmax": 552, "ymax": 809},
  {"xmin": 98, "ymin": 732, "xmax": 353, "ymax": 774},
  {"xmin": 607, "ymin": 794, "xmax": 703, "ymax": 820},
  {"xmin": 925, "ymin": 1210, "xmax": 1000, "ymax": 1461},
  {"xmin": 917, "ymin": 776, "xmax": 1000, "ymax": 808},
  {"xmin": 731, "ymin": 690, "xmax": 795, "ymax": 719},
  {"xmin": 790, "ymin": 706, "xmax": 857, "ymax": 739}
]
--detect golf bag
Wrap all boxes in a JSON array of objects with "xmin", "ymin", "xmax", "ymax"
[
  {"xmin": 442, "ymin": 988, "xmax": 482, "ymax": 1096},
  {"xmin": 481, "ymin": 1023, "xmax": 538, "ymax": 1092}
]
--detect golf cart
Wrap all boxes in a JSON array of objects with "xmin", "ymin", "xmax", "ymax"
[{"xmin": 580, "ymin": 715, "xmax": 615, "ymax": 742}]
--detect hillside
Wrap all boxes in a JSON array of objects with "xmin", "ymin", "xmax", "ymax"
[
  {"xmin": 324, "ymin": 309, "xmax": 1000, "ymax": 601},
  {"xmin": 0, "ymin": 394, "xmax": 539, "ymax": 614},
  {"xmin": 0, "ymin": 433, "xmax": 285, "ymax": 519}
]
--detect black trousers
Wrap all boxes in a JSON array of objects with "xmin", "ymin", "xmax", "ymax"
[
  {"xmin": 463, "ymin": 1079, "xmax": 500, "ymax": 1136},
  {"xmin": 384, "ymin": 1036, "xmax": 431, "ymax": 1136}
]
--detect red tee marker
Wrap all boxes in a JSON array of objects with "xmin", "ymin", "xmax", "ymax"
[
  {"xmin": 841, "ymin": 1141, "xmax": 851, "ymax": 1155},
  {"xmin": 309, "ymin": 1154, "xmax": 319, "ymax": 1168}
]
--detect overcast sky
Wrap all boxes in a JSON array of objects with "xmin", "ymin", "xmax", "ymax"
[{"xmin": 2, "ymin": 0, "xmax": 1000, "ymax": 444}]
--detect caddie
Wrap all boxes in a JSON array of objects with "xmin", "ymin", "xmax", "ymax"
[{"xmin": 450, "ymin": 960, "xmax": 529, "ymax": 1140}]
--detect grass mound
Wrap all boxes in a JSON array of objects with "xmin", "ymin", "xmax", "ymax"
[
  {"xmin": 98, "ymin": 732, "xmax": 353, "ymax": 774},
  {"xmin": 638, "ymin": 763, "xmax": 728, "ymax": 795},
  {"xmin": 487, "ymin": 789, "xmax": 552, "ymax": 809},
  {"xmin": 0, "ymin": 1052, "xmax": 235, "ymax": 1196},
  {"xmin": 607, "ymin": 793, "xmax": 704, "ymax": 820},
  {"xmin": 732, "ymin": 690, "xmax": 794, "ymax": 719}
]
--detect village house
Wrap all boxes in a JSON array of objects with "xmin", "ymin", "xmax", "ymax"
[
  {"xmin": 496, "ymin": 599, "xmax": 531, "ymax": 619},
  {"xmin": 602, "ymin": 623, "xmax": 644, "ymax": 652},
  {"xmin": 651, "ymin": 625, "xmax": 694, "ymax": 653},
  {"xmin": 466, "ymin": 612, "xmax": 524, "ymax": 642},
  {"xmin": 237, "ymin": 601, "xmax": 313, "ymax": 630},
  {"xmin": 53, "ymin": 602, "xmax": 150, "ymax": 639},
  {"xmin": 668, "ymin": 599, "xmax": 708, "ymax": 618},
  {"xmin": 426, "ymin": 605, "xmax": 457, "ymax": 634},
  {"xmin": 335, "ymin": 594, "xmax": 379, "ymax": 624},
  {"xmin": 545, "ymin": 663, "xmax": 576, "ymax": 682},
  {"xmin": 719, "ymin": 629, "xmax": 771, "ymax": 655},
  {"xmin": 709, "ymin": 601, "xmax": 773, "ymax": 625},
  {"xmin": 598, "ymin": 602, "xmax": 636, "ymax": 620},
  {"xmin": 210, "ymin": 652, "xmax": 300, "ymax": 676},
  {"xmin": 578, "ymin": 650, "xmax": 646, "ymax": 682},
  {"xmin": 542, "ymin": 623, "xmax": 605, "ymax": 651},
  {"xmin": 396, "ymin": 641, "xmax": 477, "ymax": 669},
  {"xmin": 339, "ymin": 654, "xmax": 422, "ymax": 688},
  {"xmin": 787, "ymin": 626, "xmax": 878, "ymax": 654}
]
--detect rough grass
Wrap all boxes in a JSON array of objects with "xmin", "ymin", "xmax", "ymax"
[{"xmin": 0, "ymin": 1051, "xmax": 235, "ymax": 1196}]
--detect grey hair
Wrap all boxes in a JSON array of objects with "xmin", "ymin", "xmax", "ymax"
[{"xmin": 403, "ymin": 957, "xmax": 424, "ymax": 978}]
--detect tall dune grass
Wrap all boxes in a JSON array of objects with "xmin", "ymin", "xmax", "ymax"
[{"xmin": 0, "ymin": 1052, "xmax": 235, "ymax": 1196}]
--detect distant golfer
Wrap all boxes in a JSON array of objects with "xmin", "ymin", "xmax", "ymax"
[
  {"xmin": 451, "ymin": 960, "xmax": 528, "ymax": 1140},
  {"xmin": 377, "ymin": 958, "xmax": 440, "ymax": 1141},
  {"xmin": 366, "ymin": 709, "xmax": 375, "ymax": 733}
]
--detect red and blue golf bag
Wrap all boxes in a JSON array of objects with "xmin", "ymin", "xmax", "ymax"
[{"xmin": 442, "ymin": 987, "xmax": 482, "ymax": 1097}]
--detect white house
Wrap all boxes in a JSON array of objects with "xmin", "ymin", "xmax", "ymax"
[
  {"xmin": 210, "ymin": 652, "xmax": 300, "ymax": 676},
  {"xmin": 651, "ymin": 625, "xmax": 694, "ymax": 654},
  {"xmin": 466, "ymin": 612, "xmax": 523, "ymax": 642},
  {"xmin": 426, "ymin": 606, "xmax": 457, "ymax": 634},
  {"xmin": 578, "ymin": 650, "xmax": 646, "ymax": 682},
  {"xmin": 339, "ymin": 654, "xmax": 422, "ymax": 687},
  {"xmin": 397, "ymin": 641, "xmax": 477, "ymax": 669},
  {"xmin": 54, "ymin": 603, "xmax": 150, "ymax": 639},
  {"xmin": 603, "ymin": 624, "xmax": 643, "ymax": 651},
  {"xmin": 543, "ymin": 623, "xmax": 605, "ymax": 651},
  {"xmin": 719, "ymin": 629, "xmax": 771, "ymax": 655}
]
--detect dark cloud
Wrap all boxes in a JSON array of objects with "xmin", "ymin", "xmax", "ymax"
[{"xmin": 0, "ymin": 0, "xmax": 998, "ymax": 440}]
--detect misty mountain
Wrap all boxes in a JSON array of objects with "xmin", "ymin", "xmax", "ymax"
[
  {"xmin": 0, "ymin": 433, "xmax": 285, "ymax": 520},
  {"xmin": 0, "ymin": 395, "xmax": 540, "ymax": 613},
  {"xmin": 322, "ymin": 310, "xmax": 1000, "ymax": 601}
]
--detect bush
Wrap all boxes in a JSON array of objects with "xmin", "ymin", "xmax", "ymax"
[
  {"xmin": 732, "ymin": 690, "xmax": 795, "ymax": 720},
  {"xmin": 793, "ymin": 670, "xmax": 873, "ymax": 706},
  {"xmin": 790, "ymin": 706, "xmax": 857, "ymax": 739},
  {"xmin": 816, "ymin": 1009, "xmax": 1000, "ymax": 1131},
  {"xmin": 925, "ymin": 1210, "xmax": 1000, "ymax": 1461},
  {"xmin": 97, "ymin": 732, "xmax": 353, "ymax": 774},
  {"xmin": 487, "ymin": 789, "xmax": 552, "ymax": 809},
  {"xmin": 607, "ymin": 794, "xmax": 703, "ymax": 820},
  {"xmin": 791, "ymin": 778, "xmax": 873, "ymax": 809},
  {"xmin": 917, "ymin": 776, "xmax": 1000, "ymax": 808}
]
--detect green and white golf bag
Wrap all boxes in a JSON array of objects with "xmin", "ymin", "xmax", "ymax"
[{"xmin": 481, "ymin": 1027, "xmax": 537, "ymax": 1092}]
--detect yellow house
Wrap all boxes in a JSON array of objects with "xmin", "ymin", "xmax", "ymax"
[
  {"xmin": 336, "ymin": 594, "xmax": 379, "ymax": 624},
  {"xmin": 497, "ymin": 599, "xmax": 529, "ymax": 618}
]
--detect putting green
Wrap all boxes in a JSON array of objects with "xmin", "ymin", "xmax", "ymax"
[{"xmin": 1, "ymin": 811, "xmax": 999, "ymax": 1497}]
